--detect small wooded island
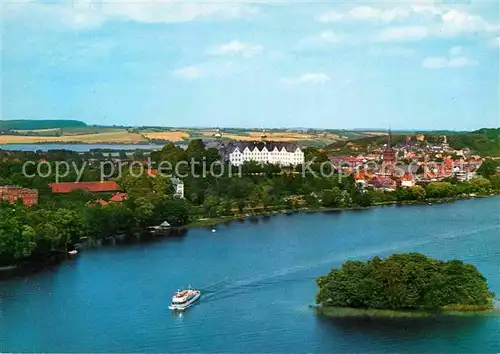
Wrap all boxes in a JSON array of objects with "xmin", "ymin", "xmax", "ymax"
[{"xmin": 316, "ymin": 253, "xmax": 496, "ymax": 317}]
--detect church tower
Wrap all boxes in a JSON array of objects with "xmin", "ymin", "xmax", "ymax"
[{"xmin": 382, "ymin": 129, "xmax": 396, "ymax": 175}]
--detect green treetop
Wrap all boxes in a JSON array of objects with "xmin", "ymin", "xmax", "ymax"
[{"xmin": 316, "ymin": 253, "xmax": 495, "ymax": 311}]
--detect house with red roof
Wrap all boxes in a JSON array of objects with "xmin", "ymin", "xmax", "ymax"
[
  {"xmin": 147, "ymin": 168, "xmax": 158, "ymax": 177},
  {"xmin": 109, "ymin": 192, "xmax": 128, "ymax": 203},
  {"xmin": 49, "ymin": 181, "xmax": 121, "ymax": 194},
  {"xmin": 368, "ymin": 176, "xmax": 397, "ymax": 191},
  {"xmin": 0, "ymin": 186, "xmax": 38, "ymax": 206},
  {"xmin": 400, "ymin": 172, "xmax": 416, "ymax": 187}
]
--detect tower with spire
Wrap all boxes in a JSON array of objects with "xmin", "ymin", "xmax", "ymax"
[{"xmin": 382, "ymin": 129, "xmax": 396, "ymax": 175}]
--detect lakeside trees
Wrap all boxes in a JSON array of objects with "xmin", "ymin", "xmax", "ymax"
[
  {"xmin": 316, "ymin": 253, "xmax": 495, "ymax": 311},
  {"xmin": 1, "ymin": 141, "xmax": 500, "ymax": 266}
]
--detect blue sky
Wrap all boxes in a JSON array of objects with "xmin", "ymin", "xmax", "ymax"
[{"xmin": 2, "ymin": 1, "xmax": 499, "ymax": 130}]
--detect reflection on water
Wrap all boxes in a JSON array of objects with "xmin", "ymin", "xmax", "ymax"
[{"xmin": 316, "ymin": 313, "xmax": 488, "ymax": 341}]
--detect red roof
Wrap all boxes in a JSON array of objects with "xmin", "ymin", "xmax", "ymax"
[
  {"xmin": 109, "ymin": 192, "xmax": 128, "ymax": 202},
  {"xmin": 49, "ymin": 181, "xmax": 121, "ymax": 194},
  {"xmin": 147, "ymin": 169, "xmax": 158, "ymax": 176},
  {"xmin": 0, "ymin": 186, "xmax": 38, "ymax": 206},
  {"xmin": 401, "ymin": 172, "xmax": 414, "ymax": 181},
  {"xmin": 354, "ymin": 171, "xmax": 367, "ymax": 181},
  {"xmin": 86, "ymin": 199, "xmax": 109, "ymax": 207}
]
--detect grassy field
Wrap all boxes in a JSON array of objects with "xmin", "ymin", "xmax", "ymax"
[
  {"xmin": 141, "ymin": 131, "xmax": 190, "ymax": 142},
  {"xmin": 60, "ymin": 127, "xmax": 126, "ymax": 136},
  {"xmin": 1, "ymin": 126, "xmax": 355, "ymax": 146},
  {"xmin": 0, "ymin": 129, "xmax": 147, "ymax": 144},
  {"xmin": 186, "ymin": 129, "xmax": 344, "ymax": 144}
]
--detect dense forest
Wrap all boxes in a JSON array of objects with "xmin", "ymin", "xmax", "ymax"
[
  {"xmin": 316, "ymin": 253, "xmax": 496, "ymax": 311},
  {"xmin": 0, "ymin": 120, "xmax": 87, "ymax": 131}
]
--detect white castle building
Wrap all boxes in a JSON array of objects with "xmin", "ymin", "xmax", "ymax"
[
  {"xmin": 206, "ymin": 128, "xmax": 305, "ymax": 167},
  {"xmin": 224, "ymin": 141, "xmax": 304, "ymax": 166}
]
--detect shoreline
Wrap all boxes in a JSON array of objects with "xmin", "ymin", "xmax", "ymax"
[
  {"xmin": 314, "ymin": 305, "xmax": 500, "ymax": 319},
  {"xmin": 1, "ymin": 193, "xmax": 498, "ymax": 277},
  {"xmin": 187, "ymin": 193, "xmax": 500, "ymax": 229}
]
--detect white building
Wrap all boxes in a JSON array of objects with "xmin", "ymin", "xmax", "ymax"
[
  {"xmin": 401, "ymin": 173, "xmax": 416, "ymax": 187},
  {"xmin": 225, "ymin": 141, "xmax": 304, "ymax": 166},
  {"xmin": 454, "ymin": 171, "xmax": 476, "ymax": 182},
  {"xmin": 171, "ymin": 177, "xmax": 184, "ymax": 199}
]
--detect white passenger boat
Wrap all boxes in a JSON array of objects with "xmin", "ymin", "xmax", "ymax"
[{"xmin": 168, "ymin": 287, "xmax": 201, "ymax": 311}]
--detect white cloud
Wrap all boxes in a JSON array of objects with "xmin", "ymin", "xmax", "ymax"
[
  {"xmin": 172, "ymin": 65, "xmax": 204, "ymax": 80},
  {"xmin": 440, "ymin": 9, "xmax": 497, "ymax": 33},
  {"xmin": 368, "ymin": 46, "xmax": 416, "ymax": 57},
  {"xmin": 449, "ymin": 46, "xmax": 462, "ymax": 56},
  {"xmin": 318, "ymin": 6, "xmax": 411, "ymax": 23},
  {"xmin": 4, "ymin": 0, "xmax": 259, "ymax": 29},
  {"xmin": 422, "ymin": 56, "xmax": 477, "ymax": 69},
  {"xmin": 281, "ymin": 73, "xmax": 331, "ymax": 85},
  {"xmin": 376, "ymin": 26, "xmax": 429, "ymax": 42},
  {"xmin": 365, "ymin": 5, "xmax": 499, "ymax": 42},
  {"xmin": 301, "ymin": 30, "xmax": 344, "ymax": 46},
  {"xmin": 172, "ymin": 61, "xmax": 242, "ymax": 80},
  {"xmin": 209, "ymin": 40, "xmax": 263, "ymax": 58}
]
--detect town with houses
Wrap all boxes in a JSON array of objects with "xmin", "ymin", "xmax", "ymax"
[{"xmin": 0, "ymin": 129, "xmax": 492, "ymax": 207}]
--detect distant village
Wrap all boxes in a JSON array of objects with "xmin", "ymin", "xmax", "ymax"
[{"xmin": 329, "ymin": 132, "xmax": 484, "ymax": 192}]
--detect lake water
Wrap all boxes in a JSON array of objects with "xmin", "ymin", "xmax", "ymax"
[
  {"xmin": 0, "ymin": 144, "xmax": 164, "ymax": 152},
  {"xmin": 1, "ymin": 197, "xmax": 499, "ymax": 353}
]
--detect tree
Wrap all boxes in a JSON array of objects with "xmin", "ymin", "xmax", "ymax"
[
  {"xmin": 221, "ymin": 200, "xmax": 233, "ymax": 216},
  {"xmin": 52, "ymin": 209, "xmax": 85, "ymax": 250},
  {"xmin": 489, "ymin": 175, "xmax": 500, "ymax": 190},
  {"xmin": 477, "ymin": 159, "xmax": 500, "ymax": 179},
  {"xmin": 152, "ymin": 142, "xmax": 187, "ymax": 173},
  {"xmin": 236, "ymin": 199, "xmax": 246, "ymax": 213},
  {"xmin": 321, "ymin": 187, "xmax": 342, "ymax": 207},
  {"xmin": 0, "ymin": 212, "xmax": 37, "ymax": 265},
  {"xmin": 426, "ymin": 182, "xmax": 456, "ymax": 199},
  {"xmin": 157, "ymin": 198, "xmax": 189, "ymax": 225},
  {"xmin": 303, "ymin": 147, "xmax": 328, "ymax": 163},
  {"xmin": 249, "ymin": 189, "xmax": 261, "ymax": 211},
  {"xmin": 186, "ymin": 139, "xmax": 205, "ymax": 155},
  {"xmin": 468, "ymin": 176, "xmax": 491, "ymax": 194},
  {"xmin": 203, "ymin": 195, "xmax": 219, "ymax": 218},
  {"xmin": 396, "ymin": 185, "xmax": 426, "ymax": 201},
  {"xmin": 316, "ymin": 253, "xmax": 495, "ymax": 311},
  {"xmin": 132, "ymin": 197, "xmax": 155, "ymax": 226}
]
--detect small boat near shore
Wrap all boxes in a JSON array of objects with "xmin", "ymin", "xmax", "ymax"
[
  {"xmin": 68, "ymin": 250, "xmax": 78, "ymax": 255},
  {"xmin": 168, "ymin": 287, "xmax": 201, "ymax": 311}
]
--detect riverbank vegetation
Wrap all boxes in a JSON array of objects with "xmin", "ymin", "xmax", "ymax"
[
  {"xmin": 314, "ymin": 306, "xmax": 500, "ymax": 318},
  {"xmin": 316, "ymin": 253, "xmax": 496, "ymax": 314},
  {"xmin": 1, "ymin": 141, "xmax": 500, "ymax": 267}
]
